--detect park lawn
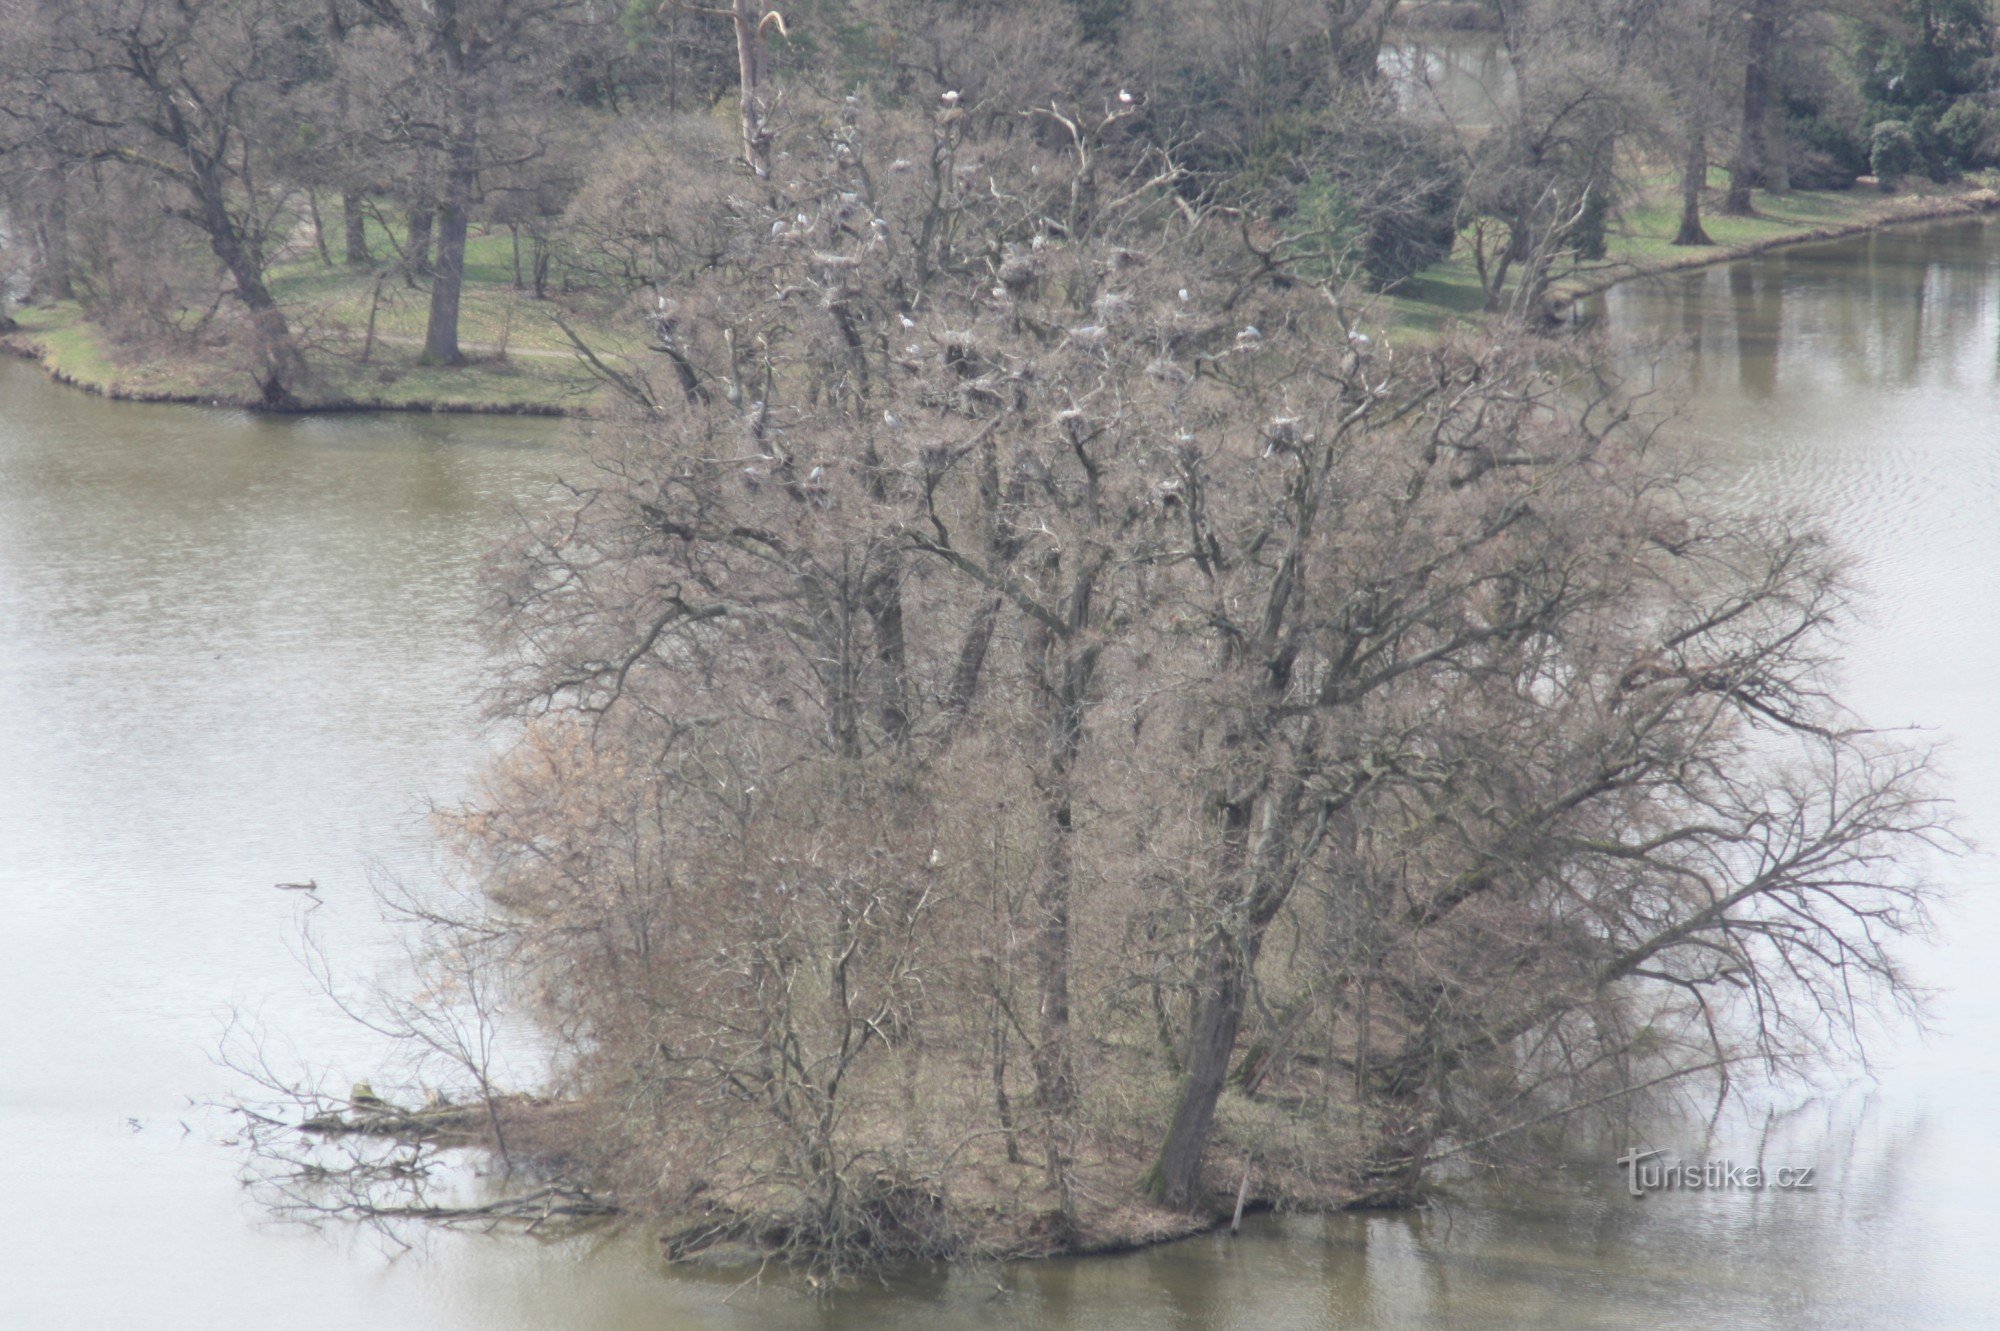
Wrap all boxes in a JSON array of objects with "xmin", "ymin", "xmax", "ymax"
[
  {"xmin": 266, "ymin": 206, "xmax": 645, "ymax": 363},
  {"xmin": 1, "ymin": 298, "xmax": 607, "ymax": 413},
  {"xmin": 1353, "ymin": 170, "xmax": 2000, "ymax": 345}
]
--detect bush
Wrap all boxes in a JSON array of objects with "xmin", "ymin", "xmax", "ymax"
[
  {"xmin": 1296, "ymin": 112, "xmax": 1466, "ymax": 290},
  {"xmin": 1790, "ymin": 108, "xmax": 1869, "ymax": 180},
  {"xmin": 1870, "ymin": 119, "xmax": 1920, "ymax": 186},
  {"xmin": 1938, "ymin": 98, "xmax": 2000, "ymax": 169}
]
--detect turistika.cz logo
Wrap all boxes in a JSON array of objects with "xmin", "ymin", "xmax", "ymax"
[{"xmin": 1616, "ymin": 1148, "xmax": 1817, "ymax": 1198}]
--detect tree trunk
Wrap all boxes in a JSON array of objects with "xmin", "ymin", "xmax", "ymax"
[
  {"xmin": 532, "ymin": 233, "xmax": 550, "ymax": 300},
  {"xmin": 1144, "ymin": 932, "xmax": 1257, "ymax": 1210},
  {"xmin": 731, "ymin": 0, "xmax": 774, "ymax": 178},
  {"xmin": 33, "ymin": 190, "xmax": 74, "ymax": 302},
  {"xmin": 1143, "ymin": 756, "xmax": 1318, "ymax": 1211},
  {"xmin": 1766, "ymin": 111, "xmax": 1791, "ymax": 193},
  {"xmin": 307, "ymin": 189, "xmax": 333, "ymax": 266},
  {"xmin": 342, "ymin": 192, "xmax": 371, "ymax": 265},
  {"xmin": 1724, "ymin": 0, "xmax": 1777, "ymax": 216},
  {"xmin": 1674, "ymin": 118, "xmax": 1713, "ymax": 246},
  {"xmin": 405, "ymin": 206, "xmax": 435, "ymax": 283},
  {"xmin": 1032, "ymin": 786, "xmax": 1078, "ymax": 1213},
  {"xmin": 421, "ymin": 117, "xmax": 477, "ymax": 366},
  {"xmin": 189, "ymin": 159, "xmax": 304, "ymax": 408}
]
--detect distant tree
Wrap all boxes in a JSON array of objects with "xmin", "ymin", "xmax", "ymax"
[
  {"xmin": 1663, "ymin": 0, "xmax": 1737, "ymax": 245},
  {"xmin": 1723, "ymin": 0, "xmax": 1785, "ymax": 214},
  {"xmin": 332, "ymin": 0, "xmax": 598, "ymax": 364},
  {"xmin": 0, "ymin": 0, "xmax": 319, "ymax": 405}
]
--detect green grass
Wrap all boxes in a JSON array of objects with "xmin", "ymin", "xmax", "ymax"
[
  {"xmin": 1, "ymin": 197, "xmax": 641, "ymax": 412},
  {"xmin": 1357, "ymin": 169, "xmax": 2000, "ymax": 342},
  {"xmin": 268, "ymin": 215, "xmax": 645, "ymax": 363},
  {"xmin": 1, "ymin": 293, "xmax": 607, "ymax": 413}
]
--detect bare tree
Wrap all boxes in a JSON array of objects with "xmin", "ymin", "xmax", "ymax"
[
  {"xmin": 332, "ymin": 0, "xmax": 594, "ymax": 364},
  {"xmin": 438, "ymin": 93, "xmax": 1943, "ymax": 1255},
  {"xmin": 0, "ymin": 0, "xmax": 317, "ymax": 404}
]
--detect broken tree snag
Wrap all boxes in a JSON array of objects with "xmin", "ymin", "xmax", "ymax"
[
  {"xmin": 298, "ymin": 1087, "xmax": 573, "ymax": 1149},
  {"xmin": 693, "ymin": 0, "xmax": 787, "ymax": 178}
]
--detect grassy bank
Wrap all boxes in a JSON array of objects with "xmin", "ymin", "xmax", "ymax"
[
  {"xmin": 1370, "ymin": 174, "xmax": 2000, "ymax": 338},
  {"xmin": 6, "ymin": 178, "xmax": 1999, "ymax": 414},
  {"xmin": 0, "ymin": 218, "xmax": 629, "ymax": 415}
]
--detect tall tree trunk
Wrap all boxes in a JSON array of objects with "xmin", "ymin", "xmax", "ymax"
[
  {"xmin": 731, "ymin": 0, "xmax": 774, "ymax": 178},
  {"xmin": 1145, "ymin": 929, "xmax": 1259, "ymax": 1209},
  {"xmin": 1032, "ymin": 777, "xmax": 1079, "ymax": 1215},
  {"xmin": 307, "ymin": 189, "xmax": 333, "ymax": 266},
  {"xmin": 1675, "ymin": 118, "xmax": 1713, "ymax": 246},
  {"xmin": 342, "ymin": 192, "xmax": 371, "ymax": 265},
  {"xmin": 189, "ymin": 160, "xmax": 303, "ymax": 408},
  {"xmin": 1028, "ymin": 643, "xmax": 1095, "ymax": 1221},
  {"xmin": 1144, "ymin": 755, "xmax": 1319, "ymax": 1211},
  {"xmin": 1724, "ymin": 0, "xmax": 1778, "ymax": 216},
  {"xmin": 421, "ymin": 112, "xmax": 477, "ymax": 366},
  {"xmin": 33, "ymin": 190, "xmax": 74, "ymax": 302},
  {"xmin": 1766, "ymin": 111, "xmax": 1791, "ymax": 193},
  {"xmin": 405, "ymin": 206, "xmax": 434, "ymax": 282}
]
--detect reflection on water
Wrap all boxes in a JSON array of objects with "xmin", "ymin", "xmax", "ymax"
[
  {"xmin": 1381, "ymin": 37, "xmax": 1515, "ymax": 131},
  {"xmin": 8, "ymin": 216, "xmax": 2000, "ymax": 1328}
]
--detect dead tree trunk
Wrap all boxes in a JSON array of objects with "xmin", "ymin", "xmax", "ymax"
[{"xmin": 731, "ymin": 0, "xmax": 778, "ymax": 178}]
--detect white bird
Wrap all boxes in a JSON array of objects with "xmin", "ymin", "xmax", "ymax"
[
  {"xmin": 1178, "ymin": 288, "xmax": 1190, "ymax": 303},
  {"xmin": 899, "ymin": 313, "xmax": 916, "ymax": 329},
  {"xmin": 883, "ymin": 409, "xmax": 900, "ymax": 428},
  {"xmin": 656, "ymin": 295, "xmax": 667, "ymax": 311},
  {"xmin": 771, "ymin": 219, "xmax": 786, "ymax": 236},
  {"xmin": 941, "ymin": 89, "xmax": 960, "ymax": 105},
  {"xmin": 1118, "ymin": 88, "xmax": 1134, "ymax": 105},
  {"xmin": 1236, "ymin": 325, "xmax": 1262, "ymax": 349},
  {"xmin": 808, "ymin": 465, "xmax": 824, "ymax": 483}
]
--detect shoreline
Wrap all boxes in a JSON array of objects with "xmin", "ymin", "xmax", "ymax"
[
  {"xmin": 0, "ymin": 330, "xmax": 578, "ymax": 417},
  {"xmin": 1546, "ymin": 184, "xmax": 2000, "ymax": 316},
  {"xmin": 0, "ymin": 308, "xmax": 587, "ymax": 418},
  {"xmin": 7, "ymin": 186, "xmax": 2000, "ymax": 420}
]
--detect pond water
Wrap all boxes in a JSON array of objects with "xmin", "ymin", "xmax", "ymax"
[
  {"xmin": 6, "ymin": 217, "xmax": 2000, "ymax": 1327},
  {"xmin": 1382, "ymin": 35, "xmax": 1514, "ymax": 133}
]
